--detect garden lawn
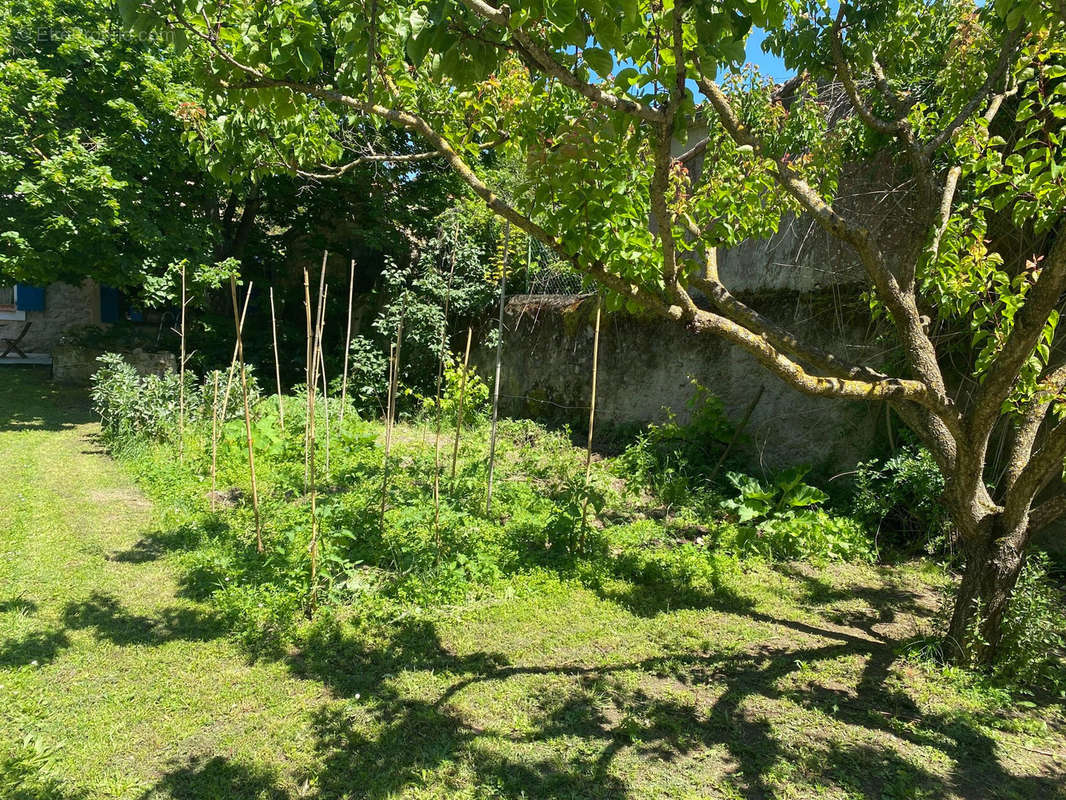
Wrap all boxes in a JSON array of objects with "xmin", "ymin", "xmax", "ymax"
[{"xmin": 1, "ymin": 367, "xmax": 1065, "ymax": 799}]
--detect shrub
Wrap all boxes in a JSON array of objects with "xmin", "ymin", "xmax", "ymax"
[
  {"xmin": 91, "ymin": 354, "xmax": 263, "ymax": 445},
  {"xmin": 420, "ymin": 362, "xmax": 491, "ymax": 425},
  {"xmin": 719, "ymin": 467, "xmax": 873, "ymax": 562},
  {"xmin": 852, "ymin": 446, "xmax": 954, "ymax": 554},
  {"xmin": 986, "ymin": 554, "xmax": 1066, "ymax": 697},
  {"xmin": 616, "ymin": 381, "xmax": 735, "ymax": 506},
  {"xmin": 341, "ymin": 335, "xmax": 389, "ymax": 418},
  {"xmin": 91, "ymin": 353, "xmax": 191, "ymax": 442}
]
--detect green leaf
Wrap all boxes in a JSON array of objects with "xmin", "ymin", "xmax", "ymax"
[{"xmin": 583, "ymin": 47, "xmax": 613, "ymax": 77}]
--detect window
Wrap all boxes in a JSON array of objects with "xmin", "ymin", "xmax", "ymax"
[{"xmin": 0, "ymin": 286, "xmax": 27, "ymax": 320}]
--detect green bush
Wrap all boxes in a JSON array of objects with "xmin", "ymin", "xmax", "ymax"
[
  {"xmin": 719, "ymin": 467, "xmax": 873, "ymax": 562},
  {"xmin": 987, "ymin": 554, "xmax": 1066, "ymax": 697},
  {"xmin": 91, "ymin": 353, "xmax": 192, "ymax": 443},
  {"xmin": 852, "ymin": 445, "xmax": 953, "ymax": 554},
  {"xmin": 91, "ymin": 353, "xmax": 261, "ymax": 445},
  {"xmin": 339, "ymin": 335, "xmax": 389, "ymax": 418},
  {"xmin": 616, "ymin": 381, "xmax": 735, "ymax": 506},
  {"xmin": 420, "ymin": 362, "xmax": 491, "ymax": 425}
]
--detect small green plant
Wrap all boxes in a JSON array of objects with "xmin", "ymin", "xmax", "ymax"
[
  {"xmin": 422, "ymin": 362, "xmax": 491, "ymax": 425},
  {"xmin": 542, "ymin": 473, "xmax": 608, "ymax": 556},
  {"xmin": 341, "ymin": 335, "xmax": 389, "ymax": 417},
  {"xmin": 616, "ymin": 381, "xmax": 735, "ymax": 507},
  {"xmin": 852, "ymin": 445, "xmax": 954, "ymax": 554},
  {"xmin": 723, "ymin": 467, "xmax": 828, "ymax": 522},
  {"xmin": 720, "ymin": 467, "xmax": 872, "ymax": 561}
]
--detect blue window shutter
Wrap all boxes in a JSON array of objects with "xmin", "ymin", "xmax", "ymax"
[
  {"xmin": 100, "ymin": 286, "xmax": 121, "ymax": 323},
  {"xmin": 15, "ymin": 285, "xmax": 45, "ymax": 312}
]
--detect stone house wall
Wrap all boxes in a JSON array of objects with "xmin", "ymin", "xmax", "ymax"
[{"xmin": 0, "ymin": 280, "xmax": 102, "ymax": 353}]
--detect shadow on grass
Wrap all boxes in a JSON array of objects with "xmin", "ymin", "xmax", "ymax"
[
  {"xmin": 86, "ymin": 519, "xmax": 1062, "ymax": 798},
  {"xmin": 107, "ymin": 522, "xmax": 216, "ymax": 565},
  {"xmin": 0, "ymin": 629, "xmax": 71, "ymax": 667},
  {"xmin": 60, "ymin": 592, "xmax": 224, "ymax": 647},
  {"xmin": 144, "ymin": 755, "xmax": 287, "ymax": 800},
  {"xmin": 132, "ymin": 607, "xmax": 1064, "ymax": 800},
  {"xmin": 0, "ymin": 368, "xmax": 95, "ymax": 432},
  {"xmin": 40, "ymin": 521, "xmax": 1064, "ymax": 800},
  {"xmin": 0, "ymin": 596, "xmax": 38, "ymax": 614},
  {"xmin": 0, "ymin": 592, "xmax": 225, "ymax": 671}
]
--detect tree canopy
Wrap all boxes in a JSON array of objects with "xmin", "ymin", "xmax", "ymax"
[{"xmin": 0, "ymin": 0, "xmax": 223, "ymax": 285}]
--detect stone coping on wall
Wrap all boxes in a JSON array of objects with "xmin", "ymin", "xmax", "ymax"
[{"xmin": 52, "ymin": 344, "xmax": 176, "ymax": 385}]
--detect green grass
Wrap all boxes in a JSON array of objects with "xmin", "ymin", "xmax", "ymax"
[{"xmin": 2, "ymin": 368, "xmax": 1065, "ymax": 799}]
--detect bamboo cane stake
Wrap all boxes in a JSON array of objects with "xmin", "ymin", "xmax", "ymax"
[
  {"xmin": 380, "ymin": 316, "xmax": 404, "ymax": 524},
  {"xmin": 339, "ymin": 258, "xmax": 356, "ymax": 423},
  {"xmin": 380, "ymin": 342, "xmax": 396, "ymax": 525},
  {"xmin": 306, "ymin": 348, "xmax": 319, "ymax": 612},
  {"xmin": 485, "ymin": 222, "xmax": 511, "ymax": 514},
  {"xmin": 306, "ymin": 258, "xmax": 327, "ymax": 613},
  {"xmin": 317, "ymin": 285, "xmax": 331, "ymax": 479},
  {"xmin": 179, "ymin": 263, "xmax": 187, "ymax": 464},
  {"xmin": 210, "ymin": 370, "xmax": 219, "ymax": 512},
  {"xmin": 449, "ymin": 326, "xmax": 473, "ymax": 482},
  {"xmin": 269, "ymin": 287, "xmax": 285, "ymax": 431},
  {"xmin": 432, "ymin": 221, "xmax": 459, "ymax": 552},
  {"xmin": 310, "ymin": 266, "xmax": 328, "ymax": 478},
  {"xmin": 304, "ymin": 251, "xmax": 328, "ymax": 489},
  {"xmin": 220, "ymin": 281, "xmax": 253, "ymax": 422},
  {"xmin": 229, "ymin": 275, "xmax": 263, "ymax": 552},
  {"xmin": 303, "ymin": 266, "xmax": 314, "ymax": 489},
  {"xmin": 578, "ymin": 295, "xmax": 603, "ymax": 551}
]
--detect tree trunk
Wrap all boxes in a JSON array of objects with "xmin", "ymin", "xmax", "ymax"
[{"xmin": 945, "ymin": 518, "xmax": 1028, "ymax": 666}]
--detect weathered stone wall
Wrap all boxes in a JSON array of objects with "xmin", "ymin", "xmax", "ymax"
[
  {"xmin": 0, "ymin": 280, "xmax": 101, "ymax": 353},
  {"xmin": 473, "ymin": 292, "xmax": 886, "ymax": 474},
  {"xmin": 52, "ymin": 345, "xmax": 176, "ymax": 385}
]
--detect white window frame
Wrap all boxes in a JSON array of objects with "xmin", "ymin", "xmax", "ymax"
[{"xmin": 0, "ymin": 286, "xmax": 26, "ymax": 321}]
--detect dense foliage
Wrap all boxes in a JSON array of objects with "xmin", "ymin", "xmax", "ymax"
[
  {"xmin": 89, "ymin": 351, "xmax": 1066, "ymax": 695},
  {"xmin": 0, "ymin": 0, "xmax": 219, "ymax": 286},
  {"xmin": 90, "ymin": 353, "xmax": 873, "ymax": 637},
  {"xmin": 124, "ymin": 0, "xmax": 1066, "ymax": 665}
]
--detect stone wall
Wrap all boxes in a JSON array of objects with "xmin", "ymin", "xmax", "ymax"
[
  {"xmin": 473, "ymin": 292, "xmax": 887, "ymax": 474},
  {"xmin": 53, "ymin": 345, "xmax": 176, "ymax": 385}
]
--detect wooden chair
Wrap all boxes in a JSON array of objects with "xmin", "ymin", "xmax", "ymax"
[{"xmin": 1, "ymin": 322, "xmax": 31, "ymax": 358}]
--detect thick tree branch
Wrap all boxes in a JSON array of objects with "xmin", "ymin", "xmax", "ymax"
[
  {"xmin": 685, "ymin": 304, "xmax": 947, "ymax": 407},
  {"xmin": 832, "ymin": 4, "xmax": 936, "ymax": 227},
  {"xmin": 1030, "ymin": 492, "xmax": 1066, "ymax": 533},
  {"xmin": 1006, "ymin": 417, "xmax": 1066, "ymax": 529},
  {"xmin": 1005, "ymin": 355, "xmax": 1066, "ymax": 492},
  {"xmin": 696, "ymin": 69, "xmax": 958, "ymax": 422},
  {"xmin": 691, "ymin": 272, "xmax": 892, "ymax": 384},
  {"xmin": 830, "ymin": 9, "xmax": 904, "ymax": 136}
]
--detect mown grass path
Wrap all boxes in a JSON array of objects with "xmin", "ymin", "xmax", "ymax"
[
  {"xmin": 0, "ymin": 369, "xmax": 325, "ymax": 798},
  {"xmin": 1, "ymin": 368, "xmax": 1064, "ymax": 799}
]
